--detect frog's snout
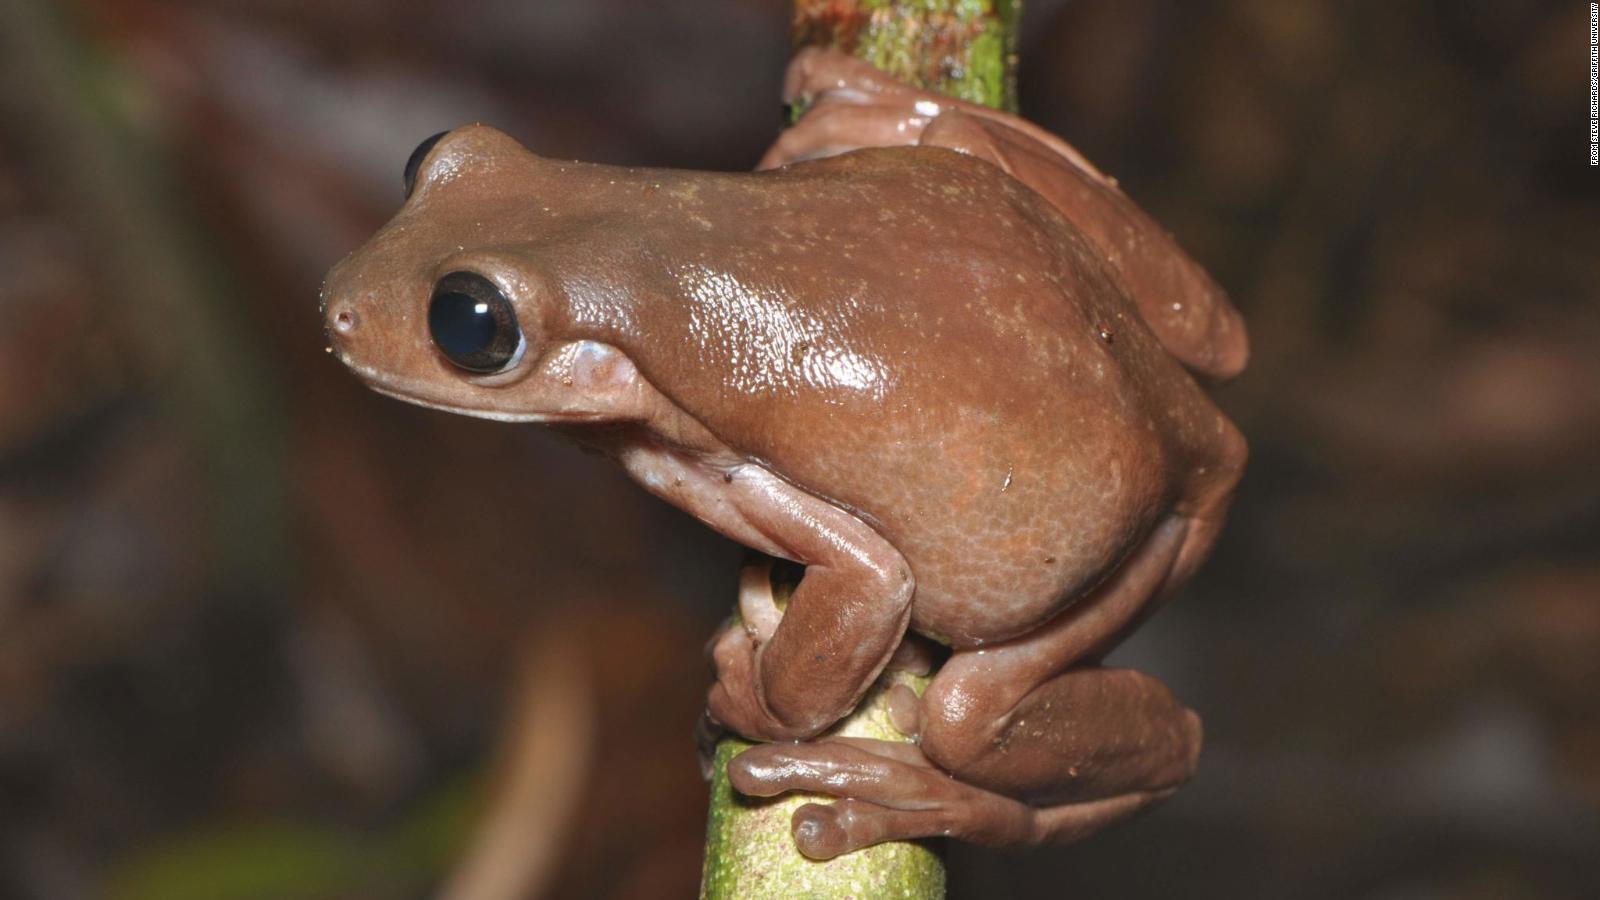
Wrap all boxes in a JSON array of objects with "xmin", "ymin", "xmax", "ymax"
[
  {"xmin": 328, "ymin": 306, "xmax": 359, "ymax": 336},
  {"xmin": 323, "ymin": 298, "xmax": 361, "ymax": 350},
  {"xmin": 322, "ymin": 294, "xmax": 365, "ymax": 367}
]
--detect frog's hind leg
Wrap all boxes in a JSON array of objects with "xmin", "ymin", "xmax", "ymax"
[
  {"xmin": 918, "ymin": 110, "xmax": 1250, "ymax": 380},
  {"xmin": 728, "ymin": 657, "xmax": 1198, "ymax": 857},
  {"xmin": 728, "ymin": 513, "xmax": 1208, "ymax": 856}
]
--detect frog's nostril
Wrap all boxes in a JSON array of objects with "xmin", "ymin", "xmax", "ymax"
[{"xmin": 332, "ymin": 308, "xmax": 358, "ymax": 334}]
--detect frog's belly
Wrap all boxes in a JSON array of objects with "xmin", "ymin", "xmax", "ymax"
[
  {"xmin": 901, "ymin": 509, "xmax": 1153, "ymax": 649},
  {"xmin": 883, "ymin": 436, "xmax": 1169, "ymax": 649},
  {"xmin": 899, "ymin": 559, "xmax": 1059, "ymax": 646},
  {"xmin": 908, "ymin": 573, "xmax": 1104, "ymax": 649}
]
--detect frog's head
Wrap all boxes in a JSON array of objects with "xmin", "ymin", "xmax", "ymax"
[{"xmin": 321, "ymin": 125, "xmax": 643, "ymax": 423}]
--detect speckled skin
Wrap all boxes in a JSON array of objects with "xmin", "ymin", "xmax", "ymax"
[{"xmin": 322, "ymin": 50, "xmax": 1246, "ymax": 860}]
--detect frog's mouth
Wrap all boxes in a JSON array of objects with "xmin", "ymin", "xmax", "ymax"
[
  {"xmin": 343, "ymin": 360, "xmax": 611, "ymax": 424},
  {"xmin": 369, "ymin": 382, "xmax": 614, "ymax": 424}
]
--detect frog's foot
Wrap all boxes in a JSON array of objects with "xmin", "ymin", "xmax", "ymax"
[
  {"xmin": 728, "ymin": 737, "xmax": 1167, "ymax": 859},
  {"xmin": 705, "ymin": 613, "xmax": 809, "ymax": 743},
  {"xmin": 758, "ymin": 97, "xmax": 927, "ymax": 170},
  {"xmin": 693, "ymin": 630, "xmax": 934, "ymax": 778}
]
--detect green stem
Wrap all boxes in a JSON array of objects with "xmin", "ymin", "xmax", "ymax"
[
  {"xmin": 700, "ymin": 669, "xmax": 944, "ymax": 900},
  {"xmin": 704, "ymin": 563, "xmax": 949, "ymax": 900},
  {"xmin": 792, "ymin": 0, "xmax": 1022, "ymax": 111}
]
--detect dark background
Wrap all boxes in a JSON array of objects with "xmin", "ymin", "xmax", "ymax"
[{"xmin": 1, "ymin": 0, "xmax": 1597, "ymax": 897}]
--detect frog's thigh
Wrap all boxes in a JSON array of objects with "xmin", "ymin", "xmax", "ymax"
[
  {"xmin": 924, "ymin": 665, "xmax": 1201, "ymax": 805},
  {"xmin": 919, "ymin": 516, "xmax": 1203, "ymax": 803}
]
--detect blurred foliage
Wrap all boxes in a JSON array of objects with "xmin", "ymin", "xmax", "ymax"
[
  {"xmin": 0, "ymin": 0, "xmax": 1595, "ymax": 898},
  {"xmin": 104, "ymin": 774, "xmax": 478, "ymax": 900}
]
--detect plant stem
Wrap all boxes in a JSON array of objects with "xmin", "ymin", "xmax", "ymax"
[
  {"xmin": 792, "ymin": 0, "xmax": 1021, "ymax": 111},
  {"xmin": 700, "ymin": 667, "xmax": 942, "ymax": 900}
]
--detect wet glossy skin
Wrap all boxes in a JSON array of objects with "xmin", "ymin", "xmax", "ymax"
[{"xmin": 323, "ymin": 49, "xmax": 1246, "ymax": 859}]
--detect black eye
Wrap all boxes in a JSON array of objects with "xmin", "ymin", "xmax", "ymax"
[
  {"xmin": 403, "ymin": 131, "xmax": 449, "ymax": 198},
  {"xmin": 428, "ymin": 272, "xmax": 524, "ymax": 373}
]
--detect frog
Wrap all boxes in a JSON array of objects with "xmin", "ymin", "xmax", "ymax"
[{"xmin": 320, "ymin": 47, "xmax": 1247, "ymax": 861}]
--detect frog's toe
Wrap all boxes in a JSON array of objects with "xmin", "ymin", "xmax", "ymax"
[
  {"xmin": 788, "ymin": 787, "xmax": 1170, "ymax": 857},
  {"xmin": 728, "ymin": 738, "xmax": 1041, "ymax": 850},
  {"xmin": 694, "ymin": 711, "xmax": 724, "ymax": 780},
  {"xmin": 790, "ymin": 798, "xmax": 945, "ymax": 860},
  {"xmin": 727, "ymin": 737, "xmax": 930, "ymax": 803},
  {"xmin": 788, "ymin": 788, "xmax": 1039, "ymax": 857}
]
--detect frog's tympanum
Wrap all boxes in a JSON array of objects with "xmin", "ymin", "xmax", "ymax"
[{"xmin": 323, "ymin": 49, "xmax": 1247, "ymax": 860}]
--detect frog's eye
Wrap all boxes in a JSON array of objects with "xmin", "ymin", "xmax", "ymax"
[
  {"xmin": 428, "ymin": 272, "xmax": 525, "ymax": 374},
  {"xmin": 403, "ymin": 131, "xmax": 449, "ymax": 198}
]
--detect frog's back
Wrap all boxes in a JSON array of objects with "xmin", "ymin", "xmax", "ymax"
[{"xmin": 589, "ymin": 148, "xmax": 1233, "ymax": 645}]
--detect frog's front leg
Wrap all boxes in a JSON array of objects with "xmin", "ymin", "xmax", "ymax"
[
  {"xmin": 704, "ymin": 464, "xmax": 915, "ymax": 741},
  {"xmin": 613, "ymin": 439, "xmax": 914, "ymax": 742}
]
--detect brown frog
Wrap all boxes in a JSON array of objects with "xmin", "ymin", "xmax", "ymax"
[{"xmin": 321, "ymin": 48, "xmax": 1247, "ymax": 860}]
